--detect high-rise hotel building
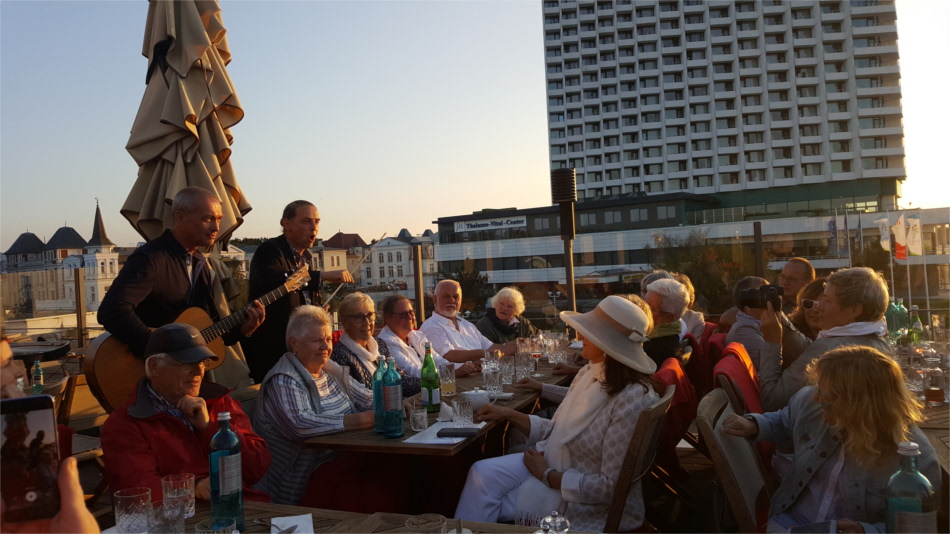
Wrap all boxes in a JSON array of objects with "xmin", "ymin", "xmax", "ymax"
[{"xmin": 543, "ymin": 0, "xmax": 906, "ymax": 217}]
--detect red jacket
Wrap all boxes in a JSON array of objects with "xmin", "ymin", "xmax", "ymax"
[{"xmin": 101, "ymin": 379, "xmax": 271, "ymax": 502}]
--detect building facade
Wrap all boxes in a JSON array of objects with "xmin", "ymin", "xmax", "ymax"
[{"xmin": 543, "ymin": 0, "xmax": 904, "ymax": 215}]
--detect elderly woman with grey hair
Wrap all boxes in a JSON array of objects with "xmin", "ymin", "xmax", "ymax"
[
  {"xmin": 758, "ymin": 267, "xmax": 891, "ymax": 412},
  {"xmin": 477, "ymin": 287, "xmax": 539, "ymax": 344},
  {"xmin": 255, "ymin": 305, "xmax": 411, "ymax": 510}
]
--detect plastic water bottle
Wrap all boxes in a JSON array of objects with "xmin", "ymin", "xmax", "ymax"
[
  {"xmin": 886, "ymin": 442, "xmax": 936, "ymax": 533},
  {"xmin": 885, "ymin": 298, "xmax": 901, "ymax": 336},
  {"xmin": 373, "ymin": 358, "xmax": 388, "ymax": 433},
  {"xmin": 909, "ymin": 305, "xmax": 924, "ymax": 346},
  {"xmin": 383, "ymin": 356, "xmax": 404, "ymax": 438},
  {"xmin": 31, "ymin": 360, "xmax": 44, "ymax": 395},
  {"xmin": 210, "ymin": 412, "xmax": 243, "ymax": 531}
]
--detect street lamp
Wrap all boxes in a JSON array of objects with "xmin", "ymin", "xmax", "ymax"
[{"xmin": 547, "ymin": 291, "xmax": 562, "ymax": 314}]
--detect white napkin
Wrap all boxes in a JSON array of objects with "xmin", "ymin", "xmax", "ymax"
[
  {"xmin": 271, "ymin": 513, "xmax": 313, "ymax": 533},
  {"xmin": 569, "ymin": 340, "xmax": 583, "ymax": 349},
  {"xmin": 436, "ymin": 401, "xmax": 453, "ymax": 422}
]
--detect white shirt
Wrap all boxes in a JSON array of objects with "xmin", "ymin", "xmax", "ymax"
[
  {"xmin": 377, "ymin": 326, "xmax": 452, "ymax": 378},
  {"xmin": 419, "ymin": 312, "xmax": 493, "ymax": 358}
]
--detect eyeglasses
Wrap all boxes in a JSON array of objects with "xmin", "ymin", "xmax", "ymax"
[
  {"xmin": 346, "ymin": 313, "xmax": 376, "ymax": 323},
  {"xmin": 800, "ymin": 299, "xmax": 819, "ymax": 310},
  {"xmin": 390, "ymin": 311, "xmax": 415, "ymax": 320}
]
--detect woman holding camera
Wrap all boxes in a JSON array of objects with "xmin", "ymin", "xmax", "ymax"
[{"xmin": 758, "ymin": 267, "xmax": 891, "ymax": 412}]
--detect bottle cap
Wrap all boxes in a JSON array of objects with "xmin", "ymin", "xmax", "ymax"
[
  {"xmin": 911, "ymin": 305, "xmax": 919, "ymax": 311},
  {"xmin": 897, "ymin": 441, "xmax": 920, "ymax": 456},
  {"xmin": 218, "ymin": 412, "xmax": 231, "ymax": 421}
]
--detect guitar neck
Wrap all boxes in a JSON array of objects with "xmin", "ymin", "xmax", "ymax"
[{"xmin": 201, "ymin": 284, "xmax": 293, "ymax": 342}]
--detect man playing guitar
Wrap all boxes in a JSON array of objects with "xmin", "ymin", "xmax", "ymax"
[{"xmin": 98, "ymin": 187, "xmax": 265, "ymax": 359}]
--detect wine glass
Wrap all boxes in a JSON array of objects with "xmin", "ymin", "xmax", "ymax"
[{"xmin": 530, "ymin": 338, "xmax": 544, "ymax": 378}]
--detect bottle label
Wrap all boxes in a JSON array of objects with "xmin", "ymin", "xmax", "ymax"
[
  {"xmin": 384, "ymin": 385, "xmax": 402, "ymax": 411},
  {"xmin": 430, "ymin": 388, "xmax": 440, "ymax": 405},
  {"xmin": 896, "ymin": 510, "xmax": 936, "ymax": 532},
  {"xmin": 217, "ymin": 452, "xmax": 242, "ymax": 496},
  {"xmin": 421, "ymin": 388, "xmax": 430, "ymax": 405}
]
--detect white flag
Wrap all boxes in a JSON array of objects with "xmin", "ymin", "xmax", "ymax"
[
  {"xmin": 875, "ymin": 216, "xmax": 890, "ymax": 252},
  {"xmin": 891, "ymin": 212, "xmax": 907, "ymax": 247},
  {"xmin": 906, "ymin": 213, "xmax": 923, "ymax": 256}
]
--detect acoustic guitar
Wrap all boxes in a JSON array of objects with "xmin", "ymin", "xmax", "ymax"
[{"xmin": 84, "ymin": 265, "xmax": 310, "ymax": 413}]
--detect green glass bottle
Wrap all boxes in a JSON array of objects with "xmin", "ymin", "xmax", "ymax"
[
  {"xmin": 886, "ymin": 442, "xmax": 936, "ymax": 533},
  {"xmin": 420, "ymin": 342, "xmax": 441, "ymax": 413}
]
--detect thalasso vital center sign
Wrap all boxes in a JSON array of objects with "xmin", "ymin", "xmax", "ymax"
[{"xmin": 454, "ymin": 217, "xmax": 527, "ymax": 233}]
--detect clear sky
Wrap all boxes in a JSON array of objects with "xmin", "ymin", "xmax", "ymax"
[{"xmin": 1, "ymin": 0, "xmax": 947, "ymax": 252}]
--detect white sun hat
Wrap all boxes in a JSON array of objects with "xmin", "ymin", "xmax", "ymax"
[{"xmin": 560, "ymin": 295, "xmax": 656, "ymax": 374}]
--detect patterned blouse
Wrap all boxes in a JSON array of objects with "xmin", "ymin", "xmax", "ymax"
[{"xmin": 330, "ymin": 338, "xmax": 422, "ymax": 397}]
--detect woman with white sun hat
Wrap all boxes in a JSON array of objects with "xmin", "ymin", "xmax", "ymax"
[{"xmin": 454, "ymin": 295, "xmax": 659, "ymax": 533}]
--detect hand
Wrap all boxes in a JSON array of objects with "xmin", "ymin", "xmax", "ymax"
[
  {"xmin": 552, "ymin": 362, "xmax": 582, "ymax": 376},
  {"xmin": 523, "ymin": 448, "xmax": 548, "ymax": 480},
  {"xmin": 516, "ymin": 378, "xmax": 542, "ymax": 392},
  {"xmin": 760, "ymin": 302, "xmax": 783, "ymax": 344},
  {"xmin": 0, "ymin": 457, "xmax": 99, "ymax": 534},
  {"xmin": 722, "ymin": 413, "xmax": 758, "ymax": 438},
  {"xmin": 455, "ymin": 362, "xmax": 478, "ymax": 377},
  {"xmin": 241, "ymin": 300, "xmax": 265, "ymax": 337},
  {"xmin": 836, "ymin": 519, "xmax": 865, "ymax": 533},
  {"xmin": 195, "ymin": 477, "xmax": 211, "ymax": 501},
  {"xmin": 474, "ymin": 403, "xmax": 513, "ymax": 424},
  {"xmin": 403, "ymin": 398, "xmax": 416, "ymax": 418},
  {"xmin": 323, "ymin": 270, "xmax": 354, "ymax": 284},
  {"xmin": 501, "ymin": 340, "xmax": 517, "ymax": 356},
  {"xmin": 178, "ymin": 395, "xmax": 210, "ymax": 432}
]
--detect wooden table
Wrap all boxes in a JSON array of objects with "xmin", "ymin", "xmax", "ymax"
[
  {"xmin": 920, "ymin": 403, "xmax": 949, "ymax": 532},
  {"xmin": 304, "ymin": 359, "xmax": 572, "ymax": 456},
  {"xmin": 185, "ymin": 501, "xmax": 537, "ymax": 533}
]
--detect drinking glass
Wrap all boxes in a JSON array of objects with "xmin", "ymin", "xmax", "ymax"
[
  {"xmin": 113, "ymin": 487, "xmax": 151, "ymax": 534},
  {"xmin": 530, "ymin": 338, "xmax": 544, "ymax": 378},
  {"xmin": 483, "ymin": 366, "xmax": 502, "ymax": 394},
  {"xmin": 162, "ymin": 473, "xmax": 195, "ymax": 519},
  {"xmin": 195, "ymin": 518, "xmax": 236, "ymax": 534},
  {"xmin": 499, "ymin": 354, "xmax": 514, "ymax": 385},
  {"xmin": 147, "ymin": 499, "xmax": 185, "ymax": 534},
  {"xmin": 515, "ymin": 352, "xmax": 531, "ymax": 381},
  {"xmin": 439, "ymin": 363, "xmax": 457, "ymax": 398},
  {"xmin": 452, "ymin": 398, "xmax": 473, "ymax": 427},
  {"xmin": 411, "ymin": 402, "xmax": 429, "ymax": 432}
]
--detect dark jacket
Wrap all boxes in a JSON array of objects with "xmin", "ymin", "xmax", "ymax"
[
  {"xmin": 97, "ymin": 230, "xmax": 240, "ymax": 358},
  {"xmin": 244, "ymin": 236, "xmax": 322, "ymax": 383},
  {"xmin": 475, "ymin": 313, "xmax": 538, "ymax": 344}
]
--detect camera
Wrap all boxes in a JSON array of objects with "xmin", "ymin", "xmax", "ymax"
[{"xmin": 738, "ymin": 284, "xmax": 784, "ymax": 310}]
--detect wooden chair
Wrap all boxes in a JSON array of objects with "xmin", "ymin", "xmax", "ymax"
[
  {"xmin": 697, "ymin": 389, "xmax": 772, "ymax": 533},
  {"xmin": 57, "ymin": 374, "xmax": 109, "ymax": 506},
  {"xmin": 604, "ymin": 384, "xmax": 675, "ymax": 533}
]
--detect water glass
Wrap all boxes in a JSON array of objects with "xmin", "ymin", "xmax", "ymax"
[
  {"xmin": 162, "ymin": 473, "xmax": 195, "ymax": 519},
  {"xmin": 500, "ymin": 354, "xmax": 514, "ymax": 385},
  {"xmin": 515, "ymin": 352, "xmax": 532, "ymax": 381},
  {"xmin": 483, "ymin": 367, "xmax": 502, "ymax": 394},
  {"xmin": 452, "ymin": 398, "xmax": 473, "ymax": 427},
  {"xmin": 147, "ymin": 499, "xmax": 185, "ymax": 534},
  {"xmin": 439, "ymin": 363, "xmax": 457, "ymax": 397},
  {"xmin": 411, "ymin": 402, "xmax": 429, "ymax": 432},
  {"xmin": 195, "ymin": 517, "xmax": 236, "ymax": 534},
  {"xmin": 114, "ymin": 487, "xmax": 151, "ymax": 534}
]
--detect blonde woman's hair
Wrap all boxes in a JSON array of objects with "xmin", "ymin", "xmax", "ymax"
[
  {"xmin": 490, "ymin": 287, "xmax": 526, "ymax": 316},
  {"xmin": 806, "ymin": 346, "xmax": 923, "ymax": 467},
  {"xmin": 286, "ymin": 305, "xmax": 331, "ymax": 352},
  {"xmin": 827, "ymin": 267, "xmax": 889, "ymax": 322},
  {"xmin": 338, "ymin": 292, "xmax": 374, "ymax": 318}
]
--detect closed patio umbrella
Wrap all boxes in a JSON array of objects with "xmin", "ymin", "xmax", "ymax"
[{"xmin": 122, "ymin": 0, "xmax": 250, "ymax": 245}]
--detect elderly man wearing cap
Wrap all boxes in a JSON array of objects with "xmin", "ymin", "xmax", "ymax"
[
  {"xmin": 101, "ymin": 323, "xmax": 272, "ymax": 503},
  {"xmin": 455, "ymin": 296, "xmax": 659, "ymax": 533}
]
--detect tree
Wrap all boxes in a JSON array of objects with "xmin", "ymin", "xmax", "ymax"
[{"xmin": 443, "ymin": 267, "xmax": 490, "ymax": 313}]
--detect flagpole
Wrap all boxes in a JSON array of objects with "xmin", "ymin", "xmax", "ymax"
[
  {"xmin": 886, "ymin": 210, "xmax": 896, "ymax": 298},
  {"xmin": 846, "ymin": 211, "xmax": 853, "ymax": 268},
  {"xmin": 904, "ymin": 211, "xmax": 912, "ymax": 312},
  {"xmin": 919, "ymin": 208, "xmax": 932, "ymax": 325}
]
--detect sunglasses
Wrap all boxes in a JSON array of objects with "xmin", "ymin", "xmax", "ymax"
[{"xmin": 800, "ymin": 299, "xmax": 819, "ymax": 310}]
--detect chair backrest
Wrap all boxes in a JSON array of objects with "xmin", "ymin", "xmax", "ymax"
[
  {"xmin": 705, "ymin": 332, "xmax": 727, "ymax": 364},
  {"xmin": 700, "ymin": 322, "xmax": 719, "ymax": 349},
  {"xmin": 604, "ymin": 384, "xmax": 675, "ymax": 533},
  {"xmin": 714, "ymin": 356, "xmax": 763, "ymax": 415},
  {"xmin": 722, "ymin": 342, "xmax": 759, "ymax": 383},
  {"xmin": 697, "ymin": 389, "xmax": 771, "ymax": 533},
  {"xmin": 229, "ymin": 384, "xmax": 262, "ymax": 424},
  {"xmin": 62, "ymin": 374, "xmax": 109, "ymax": 431},
  {"xmin": 43, "ymin": 377, "xmax": 69, "ymax": 419},
  {"xmin": 654, "ymin": 358, "xmax": 699, "ymax": 477}
]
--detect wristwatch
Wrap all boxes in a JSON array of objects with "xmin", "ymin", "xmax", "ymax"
[{"xmin": 542, "ymin": 467, "xmax": 556, "ymax": 488}]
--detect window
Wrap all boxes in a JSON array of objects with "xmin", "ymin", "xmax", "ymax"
[
  {"xmin": 793, "ymin": 28, "xmax": 813, "ymax": 39},
  {"xmin": 721, "ymin": 172, "xmax": 740, "ymax": 185},
  {"xmin": 764, "ymin": 15, "xmax": 783, "ymax": 26},
  {"xmin": 829, "ymin": 121, "xmax": 850, "ymax": 133},
  {"xmin": 768, "ymin": 91, "xmax": 788, "ymax": 103},
  {"xmin": 604, "ymin": 211, "xmax": 622, "ymax": 224},
  {"xmin": 742, "ymin": 95, "xmax": 762, "ymax": 107},
  {"xmin": 690, "ymin": 103, "xmax": 709, "ymax": 114},
  {"xmin": 687, "ymin": 50, "xmax": 706, "ymax": 60},
  {"xmin": 691, "ymin": 121, "xmax": 711, "ymax": 133},
  {"xmin": 694, "ymin": 175, "xmax": 714, "ymax": 187},
  {"xmin": 716, "ymin": 118, "xmax": 736, "ymax": 129},
  {"xmin": 738, "ymin": 21, "xmax": 756, "ymax": 31},
  {"xmin": 824, "ymin": 43, "xmax": 843, "ymax": 54},
  {"xmin": 767, "ymin": 72, "xmax": 788, "ymax": 83},
  {"xmin": 773, "ymin": 147, "xmax": 792, "ymax": 159},
  {"xmin": 770, "ymin": 109, "xmax": 790, "ymax": 121},
  {"xmin": 688, "ymin": 67, "xmax": 707, "ymax": 79},
  {"xmin": 644, "ymin": 146, "xmax": 663, "ymax": 158},
  {"xmin": 710, "ymin": 26, "xmax": 731, "ymax": 38},
  {"xmin": 830, "ymin": 160, "xmax": 851, "ymax": 173},
  {"xmin": 657, "ymin": 206, "xmax": 676, "ymax": 219},
  {"xmin": 689, "ymin": 86, "xmax": 708, "ymax": 97},
  {"xmin": 718, "ymin": 154, "xmax": 738, "ymax": 166},
  {"xmin": 379, "ymin": 267, "xmax": 385, "ymax": 278},
  {"xmin": 830, "ymin": 140, "xmax": 850, "ymax": 152},
  {"xmin": 739, "ymin": 58, "xmax": 759, "ymax": 69},
  {"xmin": 861, "ymin": 157, "xmax": 889, "ymax": 170},
  {"xmin": 645, "ymin": 163, "xmax": 664, "ymax": 175},
  {"xmin": 661, "ymin": 37, "xmax": 681, "ymax": 48},
  {"xmin": 748, "ymin": 169, "xmax": 766, "ymax": 182},
  {"xmin": 641, "ymin": 94, "xmax": 660, "ymax": 106},
  {"xmin": 630, "ymin": 208, "xmax": 649, "ymax": 221},
  {"xmin": 800, "ymin": 144, "xmax": 821, "ymax": 156},
  {"xmin": 710, "ymin": 7, "xmax": 729, "ymax": 19},
  {"xmin": 794, "ymin": 47, "xmax": 815, "ymax": 59},
  {"xmin": 797, "ymin": 86, "xmax": 818, "ymax": 98},
  {"xmin": 771, "ymin": 128, "xmax": 791, "ymax": 140},
  {"xmin": 715, "ymin": 99, "xmax": 735, "ymax": 111},
  {"xmin": 765, "ymin": 34, "xmax": 785, "ymax": 45},
  {"xmin": 663, "ymin": 73, "xmax": 683, "ymax": 83},
  {"xmin": 799, "ymin": 105, "xmax": 819, "ymax": 117},
  {"xmin": 692, "ymin": 139, "xmax": 712, "ymax": 151},
  {"xmin": 686, "ymin": 14, "xmax": 704, "ymax": 24},
  {"xmin": 766, "ymin": 53, "xmax": 785, "ymax": 64},
  {"xmin": 643, "ymin": 129, "xmax": 662, "ymax": 140},
  {"xmin": 746, "ymin": 151, "xmax": 765, "ymax": 163},
  {"xmin": 827, "ymin": 101, "xmax": 849, "ymax": 113},
  {"xmin": 665, "ymin": 108, "xmax": 685, "ymax": 119},
  {"xmin": 397, "ymin": 265, "xmax": 404, "ymax": 277},
  {"xmin": 713, "ymin": 62, "xmax": 733, "ymax": 74},
  {"xmin": 744, "ymin": 131, "xmax": 764, "ymax": 144},
  {"xmin": 800, "ymin": 124, "xmax": 820, "ymax": 137},
  {"xmin": 717, "ymin": 136, "xmax": 737, "ymax": 148},
  {"xmin": 665, "ymin": 90, "xmax": 683, "ymax": 101},
  {"xmin": 860, "ymin": 137, "xmax": 887, "ymax": 149},
  {"xmin": 743, "ymin": 113, "xmax": 763, "ymax": 126},
  {"xmin": 641, "ymin": 77, "xmax": 659, "ymax": 89},
  {"xmin": 855, "ymin": 57, "xmax": 882, "ymax": 68},
  {"xmin": 693, "ymin": 157, "xmax": 713, "ymax": 168},
  {"xmin": 668, "ymin": 177, "xmax": 688, "ymax": 190},
  {"xmin": 714, "ymin": 81, "xmax": 734, "ymax": 92},
  {"xmin": 638, "ymin": 42, "xmax": 657, "ymax": 53},
  {"xmin": 666, "ymin": 126, "xmax": 686, "ymax": 137},
  {"xmin": 579, "ymin": 213, "xmax": 597, "ymax": 226},
  {"xmin": 740, "ymin": 76, "xmax": 760, "ymax": 88},
  {"xmin": 803, "ymin": 163, "xmax": 822, "ymax": 176},
  {"xmin": 738, "ymin": 39, "xmax": 758, "ymax": 51}
]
